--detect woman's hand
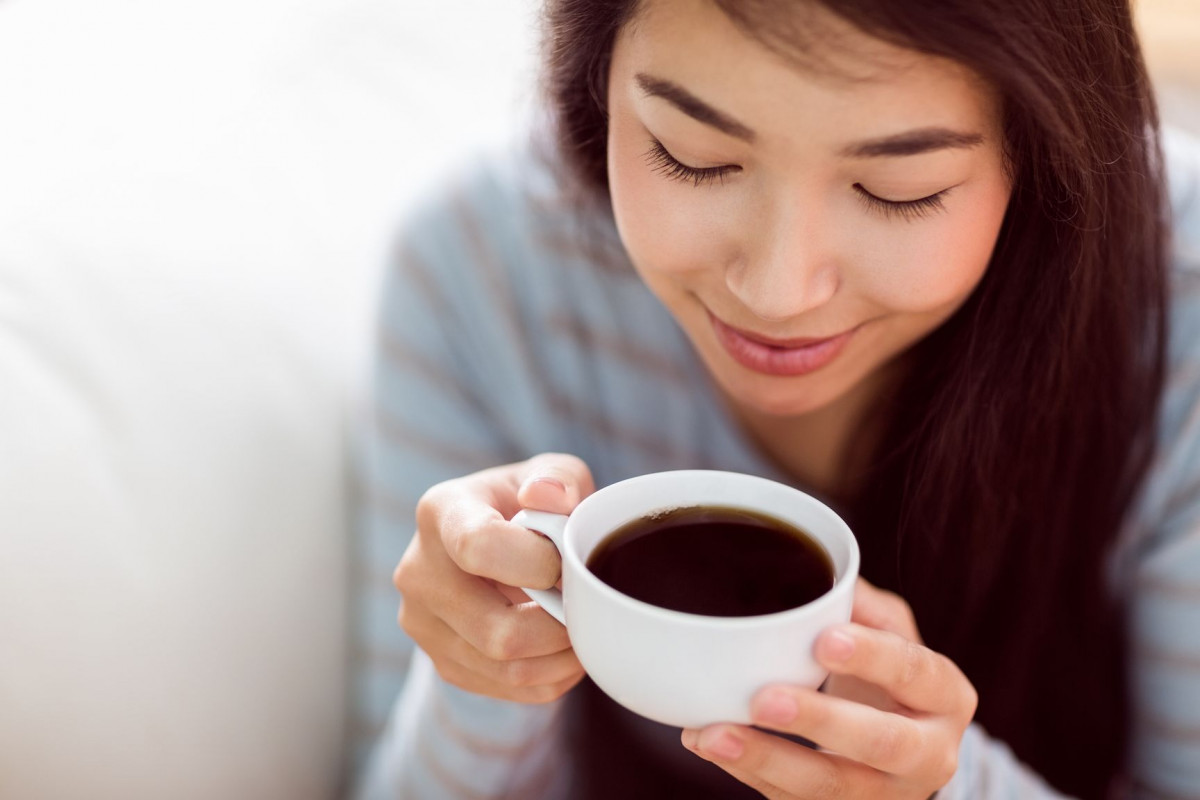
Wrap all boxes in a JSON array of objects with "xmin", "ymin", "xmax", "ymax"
[
  {"xmin": 682, "ymin": 578, "xmax": 977, "ymax": 799},
  {"xmin": 392, "ymin": 453, "xmax": 594, "ymax": 704}
]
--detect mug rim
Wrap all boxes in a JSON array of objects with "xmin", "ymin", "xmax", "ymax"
[{"xmin": 560, "ymin": 469, "xmax": 861, "ymax": 629}]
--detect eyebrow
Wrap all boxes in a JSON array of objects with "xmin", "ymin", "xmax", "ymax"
[
  {"xmin": 635, "ymin": 72, "xmax": 985, "ymax": 159},
  {"xmin": 840, "ymin": 128, "xmax": 986, "ymax": 158},
  {"xmin": 636, "ymin": 73, "xmax": 757, "ymax": 142}
]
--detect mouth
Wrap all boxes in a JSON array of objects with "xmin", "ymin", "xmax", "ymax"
[{"xmin": 708, "ymin": 312, "xmax": 859, "ymax": 377}]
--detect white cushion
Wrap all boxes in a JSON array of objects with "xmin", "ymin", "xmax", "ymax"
[{"xmin": 0, "ymin": 0, "xmax": 534, "ymax": 796}]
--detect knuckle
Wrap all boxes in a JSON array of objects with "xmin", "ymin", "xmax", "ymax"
[
  {"xmin": 429, "ymin": 658, "xmax": 465, "ymax": 690},
  {"xmin": 930, "ymin": 744, "xmax": 960, "ymax": 787},
  {"xmin": 961, "ymin": 680, "xmax": 980, "ymax": 722},
  {"xmin": 525, "ymin": 682, "xmax": 566, "ymax": 704},
  {"xmin": 396, "ymin": 602, "xmax": 433, "ymax": 646},
  {"xmin": 392, "ymin": 543, "xmax": 421, "ymax": 593},
  {"xmin": 503, "ymin": 657, "xmax": 541, "ymax": 688},
  {"xmin": 391, "ymin": 557, "xmax": 408, "ymax": 592},
  {"xmin": 482, "ymin": 615, "xmax": 523, "ymax": 661},
  {"xmin": 898, "ymin": 640, "xmax": 926, "ymax": 687},
  {"xmin": 396, "ymin": 602, "xmax": 413, "ymax": 635},
  {"xmin": 414, "ymin": 483, "xmax": 445, "ymax": 532},
  {"xmin": 868, "ymin": 718, "xmax": 908, "ymax": 767},
  {"xmin": 811, "ymin": 757, "xmax": 845, "ymax": 799}
]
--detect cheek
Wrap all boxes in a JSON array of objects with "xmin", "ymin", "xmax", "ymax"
[
  {"xmin": 608, "ymin": 123, "xmax": 734, "ymax": 283},
  {"xmin": 853, "ymin": 195, "xmax": 1007, "ymax": 315}
]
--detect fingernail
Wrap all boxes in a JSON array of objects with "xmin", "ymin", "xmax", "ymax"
[
  {"xmin": 699, "ymin": 728, "xmax": 744, "ymax": 761},
  {"xmin": 523, "ymin": 476, "xmax": 566, "ymax": 494},
  {"xmin": 822, "ymin": 629, "xmax": 855, "ymax": 662},
  {"xmin": 681, "ymin": 728, "xmax": 699, "ymax": 750},
  {"xmin": 753, "ymin": 688, "xmax": 797, "ymax": 724}
]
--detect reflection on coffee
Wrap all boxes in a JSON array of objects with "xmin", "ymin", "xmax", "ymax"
[{"xmin": 586, "ymin": 505, "xmax": 834, "ymax": 617}]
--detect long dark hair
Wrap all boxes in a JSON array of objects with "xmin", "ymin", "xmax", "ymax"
[{"xmin": 542, "ymin": 1, "xmax": 1169, "ymax": 797}]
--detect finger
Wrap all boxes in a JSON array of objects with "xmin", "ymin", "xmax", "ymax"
[
  {"xmin": 451, "ymin": 585, "xmax": 576, "ymax": 660},
  {"xmin": 681, "ymin": 728, "xmax": 785, "ymax": 799},
  {"xmin": 419, "ymin": 480, "xmax": 561, "ymax": 589},
  {"xmin": 514, "ymin": 452, "xmax": 596, "ymax": 514},
  {"xmin": 404, "ymin": 606, "xmax": 585, "ymax": 691},
  {"xmin": 750, "ymin": 686, "xmax": 930, "ymax": 775},
  {"xmin": 850, "ymin": 578, "xmax": 921, "ymax": 642},
  {"xmin": 426, "ymin": 645, "xmax": 585, "ymax": 705},
  {"xmin": 395, "ymin": 536, "xmax": 572, "ymax": 659},
  {"xmin": 815, "ymin": 624, "xmax": 977, "ymax": 719},
  {"xmin": 494, "ymin": 582, "xmax": 532, "ymax": 605},
  {"xmin": 820, "ymin": 671, "xmax": 899, "ymax": 713},
  {"xmin": 684, "ymin": 725, "xmax": 890, "ymax": 799},
  {"xmin": 429, "ymin": 581, "xmax": 574, "ymax": 661},
  {"xmin": 712, "ymin": 767, "xmax": 789, "ymax": 800}
]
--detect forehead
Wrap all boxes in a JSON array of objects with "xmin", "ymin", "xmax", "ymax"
[{"xmin": 617, "ymin": 0, "xmax": 1000, "ymax": 146}]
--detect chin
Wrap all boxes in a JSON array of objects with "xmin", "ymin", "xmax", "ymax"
[{"xmin": 721, "ymin": 373, "xmax": 842, "ymax": 419}]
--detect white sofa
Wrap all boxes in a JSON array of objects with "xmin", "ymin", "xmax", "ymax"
[{"xmin": 0, "ymin": 1, "xmax": 535, "ymax": 797}]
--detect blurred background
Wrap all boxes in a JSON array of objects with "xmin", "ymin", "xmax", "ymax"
[
  {"xmin": 0, "ymin": 1, "xmax": 1194, "ymax": 798},
  {"xmin": 1141, "ymin": 0, "xmax": 1200, "ymax": 131}
]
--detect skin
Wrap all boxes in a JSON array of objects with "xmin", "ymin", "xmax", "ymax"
[{"xmin": 396, "ymin": 0, "xmax": 1009, "ymax": 796}]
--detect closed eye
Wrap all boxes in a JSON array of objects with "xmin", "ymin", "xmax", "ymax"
[
  {"xmin": 644, "ymin": 138, "xmax": 740, "ymax": 187},
  {"xmin": 854, "ymin": 183, "xmax": 954, "ymax": 222}
]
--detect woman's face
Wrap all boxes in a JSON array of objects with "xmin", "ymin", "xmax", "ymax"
[{"xmin": 607, "ymin": 0, "xmax": 1012, "ymax": 419}]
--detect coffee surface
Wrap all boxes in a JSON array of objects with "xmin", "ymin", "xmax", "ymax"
[{"xmin": 586, "ymin": 506, "xmax": 834, "ymax": 617}]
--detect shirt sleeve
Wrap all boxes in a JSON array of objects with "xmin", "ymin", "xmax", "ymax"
[
  {"xmin": 1126, "ymin": 488, "xmax": 1200, "ymax": 798},
  {"xmin": 936, "ymin": 724, "xmax": 1074, "ymax": 799},
  {"xmin": 1120, "ymin": 125, "xmax": 1200, "ymax": 799},
  {"xmin": 348, "ymin": 175, "xmax": 567, "ymax": 799}
]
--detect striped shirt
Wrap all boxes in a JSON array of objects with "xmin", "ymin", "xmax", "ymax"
[{"xmin": 350, "ymin": 125, "xmax": 1200, "ymax": 799}]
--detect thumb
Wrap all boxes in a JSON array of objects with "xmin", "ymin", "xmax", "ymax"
[{"xmin": 516, "ymin": 453, "xmax": 596, "ymax": 515}]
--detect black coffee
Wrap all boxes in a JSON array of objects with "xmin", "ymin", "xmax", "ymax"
[{"xmin": 586, "ymin": 506, "xmax": 835, "ymax": 617}]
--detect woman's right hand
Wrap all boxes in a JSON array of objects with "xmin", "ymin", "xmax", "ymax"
[{"xmin": 392, "ymin": 453, "xmax": 594, "ymax": 704}]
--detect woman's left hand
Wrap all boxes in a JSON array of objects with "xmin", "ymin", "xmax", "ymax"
[{"xmin": 682, "ymin": 578, "xmax": 978, "ymax": 799}]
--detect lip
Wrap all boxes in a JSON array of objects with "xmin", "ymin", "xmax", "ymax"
[{"xmin": 709, "ymin": 312, "xmax": 858, "ymax": 377}]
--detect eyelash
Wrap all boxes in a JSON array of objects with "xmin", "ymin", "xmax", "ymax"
[
  {"xmin": 644, "ymin": 138, "xmax": 738, "ymax": 187},
  {"xmin": 853, "ymin": 184, "xmax": 950, "ymax": 222},
  {"xmin": 644, "ymin": 138, "xmax": 951, "ymax": 221}
]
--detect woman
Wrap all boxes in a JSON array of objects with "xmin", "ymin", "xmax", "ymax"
[{"xmin": 355, "ymin": 0, "xmax": 1200, "ymax": 797}]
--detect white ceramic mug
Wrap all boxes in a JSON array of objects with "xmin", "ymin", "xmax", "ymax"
[{"xmin": 513, "ymin": 469, "xmax": 859, "ymax": 729}]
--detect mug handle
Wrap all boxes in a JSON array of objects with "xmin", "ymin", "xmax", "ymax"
[{"xmin": 512, "ymin": 509, "xmax": 569, "ymax": 625}]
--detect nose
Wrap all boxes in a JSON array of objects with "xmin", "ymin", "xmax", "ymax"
[{"xmin": 724, "ymin": 199, "xmax": 840, "ymax": 322}]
